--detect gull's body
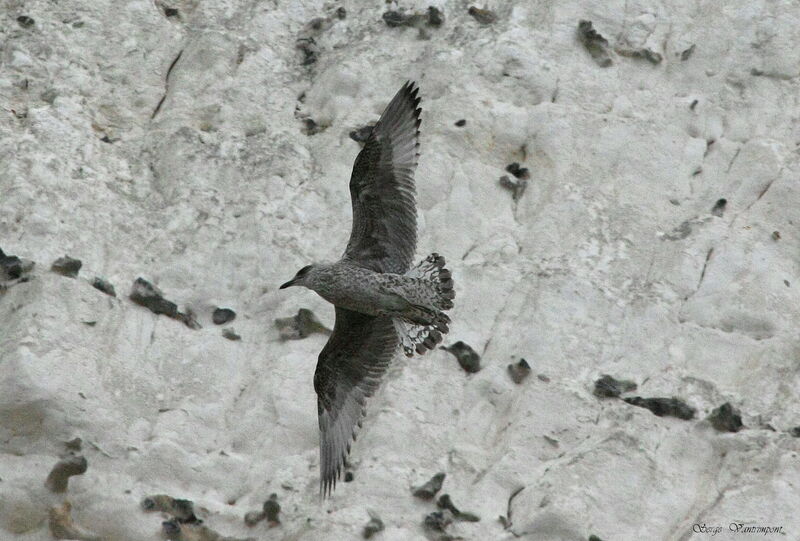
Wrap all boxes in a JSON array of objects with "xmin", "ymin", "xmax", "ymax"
[{"xmin": 280, "ymin": 82, "xmax": 455, "ymax": 496}]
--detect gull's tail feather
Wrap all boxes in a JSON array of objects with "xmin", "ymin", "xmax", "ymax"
[{"xmin": 398, "ymin": 253, "xmax": 455, "ymax": 356}]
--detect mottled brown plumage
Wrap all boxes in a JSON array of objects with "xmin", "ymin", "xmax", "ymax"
[{"xmin": 280, "ymin": 82, "xmax": 455, "ymax": 497}]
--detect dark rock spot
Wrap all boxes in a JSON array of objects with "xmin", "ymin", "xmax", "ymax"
[
  {"xmin": 615, "ymin": 46, "xmax": 663, "ymax": 64},
  {"xmin": 772, "ymin": 231, "xmax": 781, "ymax": 241},
  {"xmin": 454, "ymin": 119, "xmax": 466, "ymax": 127},
  {"xmin": 344, "ymin": 470, "xmax": 354, "ymax": 482},
  {"xmin": 296, "ymin": 38, "xmax": 319, "ymax": 65},
  {"xmin": 65, "ymin": 437, "xmax": 82, "ymax": 451},
  {"xmin": 336, "ymin": 7, "xmax": 346, "ymax": 19},
  {"xmin": 412, "ymin": 472, "xmax": 446, "ymax": 500},
  {"xmin": 437, "ymin": 494, "xmax": 481, "ymax": 522},
  {"xmin": 707, "ymin": 402, "xmax": 743, "ymax": 433},
  {"xmin": 162, "ymin": 520, "xmax": 181, "ymax": 535},
  {"xmin": 302, "ymin": 118, "xmax": 324, "ymax": 135},
  {"xmin": 0, "ymin": 247, "xmax": 31, "ymax": 280},
  {"xmin": 427, "ymin": 6, "xmax": 444, "ymax": 27},
  {"xmin": 577, "ymin": 20, "xmax": 612, "ymax": 67},
  {"xmin": 790, "ymin": 426, "xmax": 800, "ymax": 437},
  {"xmin": 164, "ymin": 7, "xmax": 179, "ymax": 17},
  {"xmin": 222, "ymin": 328, "xmax": 241, "ymax": 341},
  {"xmin": 130, "ymin": 278, "xmax": 176, "ymax": 316},
  {"xmin": 690, "ymin": 99, "xmax": 699, "ymax": 110},
  {"xmin": 537, "ymin": 374, "xmax": 550, "ymax": 383},
  {"xmin": 382, "ymin": 10, "xmax": 409, "ymax": 28},
  {"xmin": 17, "ymin": 15, "xmax": 35, "ymax": 28},
  {"xmin": 499, "ymin": 175, "xmax": 527, "ymax": 201},
  {"xmin": 663, "ymin": 220, "xmax": 693, "ymax": 241},
  {"xmin": 711, "ymin": 198, "xmax": 727, "ymax": 217},
  {"xmin": 363, "ymin": 511, "xmax": 384, "ymax": 539},
  {"xmin": 263, "ymin": 493, "xmax": 280, "ymax": 525},
  {"xmin": 275, "ymin": 308, "xmax": 331, "ymax": 340},
  {"xmin": 468, "ymin": 6, "xmax": 497, "ymax": 25},
  {"xmin": 45, "ymin": 455, "xmax": 88, "ymax": 493},
  {"xmin": 589, "ymin": 535, "xmax": 605, "ymax": 541},
  {"xmin": 100, "ymin": 135, "xmax": 112, "ymax": 143},
  {"xmin": 508, "ymin": 358, "xmax": 531, "ymax": 384},
  {"xmin": 623, "ymin": 396, "xmax": 696, "ymax": 420},
  {"xmin": 423, "ymin": 510, "xmax": 454, "ymax": 532},
  {"xmin": 51, "ymin": 256, "xmax": 82, "ymax": 278},
  {"xmin": 91, "ymin": 277, "xmax": 116, "ymax": 297},
  {"xmin": 442, "ymin": 341, "xmax": 481, "ymax": 373},
  {"xmin": 142, "ymin": 494, "xmax": 198, "ymax": 523},
  {"xmin": 213, "ymin": 307, "xmax": 236, "ymax": 325},
  {"xmin": 505, "ymin": 162, "xmax": 530, "ymax": 180},
  {"xmin": 593, "ymin": 375, "xmax": 637, "ymax": 398},
  {"xmin": 681, "ymin": 44, "xmax": 696, "ymax": 61}
]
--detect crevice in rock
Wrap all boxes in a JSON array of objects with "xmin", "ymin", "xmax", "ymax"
[{"xmin": 151, "ymin": 49, "xmax": 184, "ymax": 120}]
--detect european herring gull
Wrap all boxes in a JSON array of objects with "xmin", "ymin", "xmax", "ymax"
[{"xmin": 280, "ymin": 81, "xmax": 455, "ymax": 496}]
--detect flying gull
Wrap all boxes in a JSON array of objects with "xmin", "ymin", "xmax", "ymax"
[{"xmin": 280, "ymin": 81, "xmax": 455, "ymax": 496}]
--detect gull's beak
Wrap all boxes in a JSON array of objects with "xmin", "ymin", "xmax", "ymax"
[{"xmin": 279, "ymin": 278, "xmax": 296, "ymax": 289}]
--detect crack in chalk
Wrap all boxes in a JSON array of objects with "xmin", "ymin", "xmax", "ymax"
[
  {"xmin": 696, "ymin": 247, "xmax": 714, "ymax": 291},
  {"xmin": 151, "ymin": 49, "xmax": 184, "ymax": 119},
  {"xmin": 725, "ymin": 146, "xmax": 741, "ymax": 173},
  {"xmin": 745, "ymin": 168, "xmax": 782, "ymax": 211},
  {"xmin": 501, "ymin": 485, "xmax": 526, "ymax": 534},
  {"xmin": 481, "ymin": 278, "xmax": 522, "ymax": 357}
]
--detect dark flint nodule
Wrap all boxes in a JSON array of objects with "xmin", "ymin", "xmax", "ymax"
[
  {"xmin": 505, "ymin": 162, "xmax": 530, "ymax": 180},
  {"xmin": 442, "ymin": 341, "xmax": 481, "ymax": 373},
  {"xmin": 382, "ymin": 10, "xmax": 409, "ymax": 28},
  {"xmin": 593, "ymin": 375, "xmax": 637, "ymax": 398},
  {"xmin": 263, "ymin": 493, "xmax": 280, "ymax": 524},
  {"xmin": 455, "ymin": 119, "xmax": 466, "ymax": 127},
  {"xmin": 336, "ymin": 7, "xmax": 346, "ymax": 19},
  {"xmin": 92, "ymin": 277, "xmax": 116, "ymax": 297},
  {"xmin": 213, "ymin": 307, "xmax": 236, "ymax": 325},
  {"xmin": 130, "ymin": 278, "xmax": 178, "ymax": 317},
  {"xmin": 0, "ymin": 248, "xmax": 24, "ymax": 279},
  {"xmin": 427, "ymin": 6, "xmax": 444, "ymax": 27},
  {"xmin": 162, "ymin": 520, "xmax": 181, "ymax": 535},
  {"xmin": 17, "ymin": 15, "xmax": 35, "ymax": 28},
  {"xmin": 423, "ymin": 510, "xmax": 454, "ymax": 532},
  {"xmin": 707, "ymin": 402, "xmax": 743, "ymax": 433},
  {"xmin": 276, "ymin": 308, "xmax": 331, "ymax": 339},
  {"xmin": 363, "ymin": 512, "xmax": 384, "ymax": 539},
  {"xmin": 578, "ymin": 20, "xmax": 612, "ymax": 67},
  {"xmin": 623, "ymin": 396, "xmax": 696, "ymax": 420},
  {"xmin": 45, "ymin": 455, "xmax": 88, "ymax": 493},
  {"xmin": 499, "ymin": 175, "xmax": 527, "ymax": 201},
  {"xmin": 508, "ymin": 358, "xmax": 531, "ymax": 384},
  {"xmin": 222, "ymin": 328, "xmax": 241, "ymax": 341},
  {"xmin": 412, "ymin": 472, "xmax": 446, "ymax": 500},
  {"xmin": 468, "ymin": 6, "xmax": 497, "ymax": 25},
  {"xmin": 51, "ymin": 256, "xmax": 82, "ymax": 278},
  {"xmin": 711, "ymin": 198, "xmax": 727, "ymax": 217}
]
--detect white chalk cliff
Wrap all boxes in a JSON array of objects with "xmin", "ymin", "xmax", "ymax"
[{"xmin": 1, "ymin": 1, "xmax": 799, "ymax": 540}]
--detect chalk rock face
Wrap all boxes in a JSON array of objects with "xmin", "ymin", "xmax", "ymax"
[{"xmin": 2, "ymin": 1, "xmax": 799, "ymax": 540}]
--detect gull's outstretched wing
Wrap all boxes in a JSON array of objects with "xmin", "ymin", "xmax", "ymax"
[
  {"xmin": 343, "ymin": 81, "xmax": 421, "ymax": 274},
  {"xmin": 314, "ymin": 307, "xmax": 398, "ymax": 497}
]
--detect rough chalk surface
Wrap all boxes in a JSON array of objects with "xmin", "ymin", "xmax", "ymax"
[{"xmin": 2, "ymin": 1, "xmax": 799, "ymax": 540}]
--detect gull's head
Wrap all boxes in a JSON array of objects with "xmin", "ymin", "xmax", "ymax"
[{"xmin": 280, "ymin": 264, "xmax": 315, "ymax": 290}]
